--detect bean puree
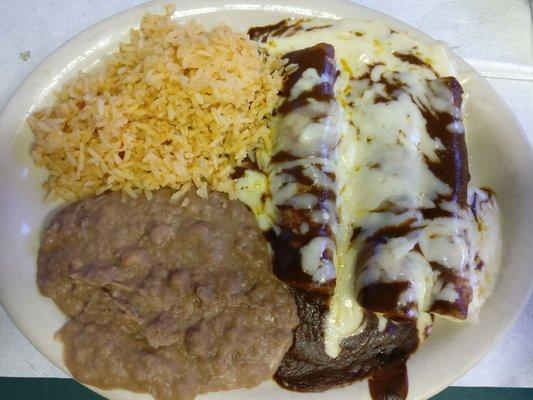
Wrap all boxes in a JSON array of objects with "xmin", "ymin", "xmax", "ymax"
[{"xmin": 37, "ymin": 189, "xmax": 299, "ymax": 400}]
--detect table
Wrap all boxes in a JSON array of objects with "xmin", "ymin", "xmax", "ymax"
[{"xmin": 0, "ymin": 0, "xmax": 532, "ymax": 398}]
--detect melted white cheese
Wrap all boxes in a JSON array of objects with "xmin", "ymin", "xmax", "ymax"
[
  {"xmin": 238, "ymin": 17, "xmax": 501, "ymax": 357},
  {"xmin": 264, "ymin": 19, "xmax": 456, "ymax": 357},
  {"xmin": 289, "ymin": 68, "xmax": 323, "ymax": 99},
  {"xmin": 235, "ymin": 170, "xmax": 274, "ymax": 231},
  {"xmin": 301, "ymin": 237, "xmax": 337, "ymax": 282},
  {"xmin": 465, "ymin": 188, "xmax": 501, "ymax": 321}
]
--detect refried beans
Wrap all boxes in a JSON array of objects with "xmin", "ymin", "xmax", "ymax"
[{"xmin": 37, "ymin": 189, "xmax": 299, "ymax": 400}]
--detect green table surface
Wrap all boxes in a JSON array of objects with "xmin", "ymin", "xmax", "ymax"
[{"xmin": 0, "ymin": 378, "xmax": 531, "ymax": 400}]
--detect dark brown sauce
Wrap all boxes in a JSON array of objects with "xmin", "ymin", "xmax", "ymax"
[
  {"xmin": 321, "ymin": 83, "xmax": 468, "ymax": 400},
  {"xmin": 306, "ymin": 24, "xmax": 333, "ymax": 31},
  {"xmin": 267, "ymin": 43, "xmax": 339, "ymax": 292},
  {"xmin": 421, "ymin": 204, "xmax": 454, "ymax": 220},
  {"xmin": 278, "ymin": 82, "xmax": 335, "ymax": 115},
  {"xmin": 357, "ymin": 72, "xmax": 467, "ymax": 211},
  {"xmin": 230, "ymin": 166, "xmax": 247, "ymax": 180},
  {"xmin": 281, "ymin": 165, "xmax": 315, "ymax": 186},
  {"xmin": 368, "ymin": 61, "xmax": 386, "ymax": 69},
  {"xmin": 273, "ymin": 163, "xmax": 335, "ymax": 211},
  {"xmin": 281, "ymin": 43, "xmax": 336, "ymax": 97},
  {"xmin": 263, "ymin": 39, "xmax": 450, "ymax": 400},
  {"xmin": 393, "ymin": 51, "xmax": 431, "ymax": 69},
  {"xmin": 429, "ymin": 262, "xmax": 472, "ymax": 319},
  {"xmin": 230, "ymin": 158, "xmax": 261, "ymax": 179},
  {"xmin": 351, "ymin": 226, "xmax": 363, "ymax": 242},
  {"xmin": 248, "ymin": 19, "xmax": 332, "ymax": 42},
  {"xmin": 265, "ymin": 228, "xmax": 334, "ymax": 294},
  {"xmin": 354, "ymin": 218, "xmax": 420, "ymax": 319},
  {"xmin": 271, "ymin": 151, "xmax": 300, "ymax": 163},
  {"xmin": 479, "ymin": 186, "xmax": 496, "ymax": 196},
  {"xmin": 366, "ymin": 217, "xmax": 417, "ymax": 245},
  {"xmin": 378, "ymin": 74, "xmax": 404, "ymax": 97},
  {"xmin": 274, "ymin": 287, "xmax": 418, "ymax": 393},
  {"xmin": 368, "ymin": 361, "xmax": 409, "ymax": 400},
  {"xmin": 358, "ymin": 64, "xmax": 405, "ymax": 105},
  {"xmin": 358, "ymin": 282, "xmax": 416, "ymax": 319},
  {"xmin": 357, "ymin": 62, "xmax": 385, "ymax": 80},
  {"xmin": 374, "ymin": 94, "xmax": 391, "ymax": 104},
  {"xmin": 421, "ymin": 77, "xmax": 469, "ymax": 207},
  {"xmin": 373, "ymin": 201, "xmax": 406, "ymax": 214},
  {"xmin": 247, "ymin": 19, "xmax": 301, "ymax": 42},
  {"xmin": 472, "ymin": 188, "xmax": 496, "ymax": 226}
]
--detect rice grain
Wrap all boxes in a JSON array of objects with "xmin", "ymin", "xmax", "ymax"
[{"xmin": 28, "ymin": 7, "xmax": 282, "ymax": 201}]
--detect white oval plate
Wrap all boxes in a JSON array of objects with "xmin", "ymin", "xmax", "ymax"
[{"xmin": 0, "ymin": 1, "xmax": 532, "ymax": 399}]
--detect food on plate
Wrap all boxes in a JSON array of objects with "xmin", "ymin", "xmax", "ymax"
[
  {"xmin": 38, "ymin": 189, "xmax": 299, "ymax": 400},
  {"xmin": 267, "ymin": 43, "xmax": 341, "ymax": 293},
  {"xmin": 351, "ymin": 76, "xmax": 495, "ymax": 321},
  {"xmin": 245, "ymin": 17, "xmax": 501, "ymax": 398},
  {"xmin": 29, "ymin": 9, "xmax": 501, "ymax": 400},
  {"xmin": 28, "ymin": 8, "xmax": 282, "ymax": 202}
]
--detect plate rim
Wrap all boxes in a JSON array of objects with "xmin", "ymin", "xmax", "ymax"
[{"xmin": 0, "ymin": 1, "xmax": 532, "ymax": 400}]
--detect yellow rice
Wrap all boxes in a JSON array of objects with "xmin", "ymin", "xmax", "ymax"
[{"xmin": 28, "ymin": 7, "xmax": 282, "ymax": 201}]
